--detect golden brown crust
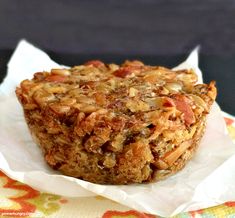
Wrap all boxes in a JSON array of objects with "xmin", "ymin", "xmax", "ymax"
[{"xmin": 15, "ymin": 60, "xmax": 217, "ymax": 184}]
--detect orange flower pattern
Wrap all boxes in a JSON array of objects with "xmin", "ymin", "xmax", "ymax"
[
  {"xmin": 102, "ymin": 210, "xmax": 157, "ymax": 218},
  {"xmin": 0, "ymin": 172, "xmax": 63, "ymax": 217},
  {"xmin": 0, "ymin": 171, "xmax": 39, "ymax": 217}
]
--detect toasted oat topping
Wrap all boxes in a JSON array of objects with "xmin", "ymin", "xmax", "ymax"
[{"xmin": 17, "ymin": 60, "xmax": 215, "ymax": 124}]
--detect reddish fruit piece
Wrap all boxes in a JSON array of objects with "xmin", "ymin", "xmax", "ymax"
[
  {"xmin": 173, "ymin": 95, "xmax": 195, "ymax": 125},
  {"xmin": 84, "ymin": 60, "xmax": 105, "ymax": 67},
  {"xmin": 113, "ymin": 64, "xmax": 144, "ymax": 78},
  {"xmin": 162, "ymin": 97, "xmax": 176, "ymax": 107},
  {"xmin": 113, "ymin": 68, "xmax": 132, "ymax": 78}
]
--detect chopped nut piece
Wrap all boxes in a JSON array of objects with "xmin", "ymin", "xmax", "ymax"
[
  {"xmin": 109, "ymin": 63, "xmax": 119, "ymax": 71},
  {"xmin": 144, "ymin": 72, "xmax": 160, "ymax": 84},
  {"xmin": 123, "ymin": 60, "xmax": 144, "ymax": 67},
  {"xmin": 33, "ymin": 89, "xmax": 55, "ymax": 107},
  {"xmin": 189, "ymin": 94, "xmax": 208, "ymax": 111},
  {"xmin": 23, "ymin": 103, "xmax": 38, "ymax": 110},
  {"xmin": 51, "ymin": 69, "xmax": 71, "ymax": 76},
  {"xmin": 49, "ymin": 104, "xmax": 71, "ymax": 115},
  {"xmin": 74, "ymin": 104, "xmax": 98, "ymax": 113},
  {"xmin": 129, "ymin": 87, "xmax": 139, "ymax": 97},
  {"xmin": 163, "ymin": 140, "xmax": 192, "ymax": 166},
  {"xmin": 93, "ymin": 92, "xmax": 107, "ymax": 105},
  {"xmin": 145, "ymin": 97, "xmax": 162, "ymax": 109},
  {"xmin": 154, "ymin": 159, "xmax": 169, "ymax": 170},
  {"xmin": 60, "ymin": 98, "xmax": 76, "ymax": 106},
  {"xmin": 126, "ymin": 99, "xmax": 150, "ymax": 112},
  {"xmin": 165, "ymin": 82, "xmax": 182, "ymax": 92},
  {"xmin": 103, "ymin": 154, "xmax": 116, "ymax": 168}
]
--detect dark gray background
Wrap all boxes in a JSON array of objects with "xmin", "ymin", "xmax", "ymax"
[{"xmin": 0, "ymin": 0, "xmax": 235, "ymax": 113}]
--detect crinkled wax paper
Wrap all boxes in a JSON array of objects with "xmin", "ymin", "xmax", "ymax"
[{"xmin": 0, "ymin": 40, "xmax": 235, "ymax": 217}]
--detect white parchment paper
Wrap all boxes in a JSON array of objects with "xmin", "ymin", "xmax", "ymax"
[{"xmin": 0, "ymin": 40, "xmax": 235, "ymax": 217}]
